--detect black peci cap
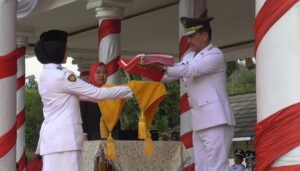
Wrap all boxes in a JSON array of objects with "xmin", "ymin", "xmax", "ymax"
[
  {"xmin": 234, "ymin": 148, "xmax": 246, "ymax": 158},
  {"xmin": 40, "ymin": 30, "xmax": 67, "ymax": 43},
  {"xmin": 180, "ymin": 17, "xmax": 214, "ymax": 36},
  {"xmin": 34, "ymin": 30, "xmax": 68, "ymax": 64}
]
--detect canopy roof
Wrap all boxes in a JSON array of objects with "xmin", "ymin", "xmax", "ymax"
[{"xmin": 17, "ymin": 0, "xmax": 254, "ymax": 61}]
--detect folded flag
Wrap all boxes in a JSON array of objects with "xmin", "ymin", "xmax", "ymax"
[
  {"xmin": 118, "ymin": 54, "xmax": 175, "ymax": 81},
  {"xmin": 140, "ymin": 54, "xmax": 174, "ymax": 65}
]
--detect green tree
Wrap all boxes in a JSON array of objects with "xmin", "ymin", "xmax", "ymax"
[
  {"xmin": 227, "ymin": 63, "xmax": 256, "ymax": 95},
  {"xmin": 153, "ymin": 81, "xmax": 180, "ymax": 136},
  {"xmin": 25, "ymin": 75, "xmax": 38, "ymax": 89},
  {"xmin": 25, "ymin": 77, "xmax": 43, "ymax": 160},
  {"xmin": 120, "ymin": 99, "xmax": 139, "ymax": 130}
]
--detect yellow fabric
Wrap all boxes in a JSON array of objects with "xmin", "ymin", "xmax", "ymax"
[
  {"xmin": 98, "ymin": 81, "xmax": 167, "ymax": 157},
  {"xmin": 106, "ymin": 134, "xmax": 116, "ymax": 160},
  {"xmin": 98, "ymin": 84, "xmax": 126, "ymax": 160},
  {"xmin": 127, "ymin": 80, "xmax": 167, "ymax": 127},
  {"xmin": 98, "ymin": 84, "xmax": 125, "ymax": 132},
  {"xmin": 98, "ymin": 98, "xmax": 125, "ymax": 130},
  {"xmin": 144, "ymin": 131, "xmax": 153, "ymax": 156},
  {"xmin": 100, "ymin": 117, "xmax": 109, "ymax": 139},
  {"xmin": 138, "ymin": 112, "xmax": 147, "ymax": 139},
  {"xmin": 127, "ymin": 80, "xmax": 167, "ymax": 155},
  {"xmin": 97, "ymin": 158, "xmax": 106, "ymax": 171}
]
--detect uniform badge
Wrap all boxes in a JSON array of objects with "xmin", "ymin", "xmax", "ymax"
[{"xmin": 67, "ymin": 74, "xmax": 77, "ymax": 82}]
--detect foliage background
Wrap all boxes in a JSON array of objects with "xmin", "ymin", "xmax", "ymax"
[
  {"xmin": 25, "ymin": 77, "xmax": 43, "ymax": 160},
  {"xmin": 226, "ymin": 61, "xmax": 256, "ymax": 95}
]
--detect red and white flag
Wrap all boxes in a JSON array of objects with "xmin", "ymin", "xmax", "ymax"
[{"xmin": 118, "ymin": 54, "xmax": 174, "ymax": 81}]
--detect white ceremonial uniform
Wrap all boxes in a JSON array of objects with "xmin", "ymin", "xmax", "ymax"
[
  {"xmin": 245, "ymin": 167, "xmax": 252, "ymax": 171},
  {"xmin": 162, "ymin": 43, "xmax": 235, "ymax": 171},
  {"xmin": 230, "ymin": 164, "xmax": 246, "ymax": 171},
  {"xmin": 37, "ymin": 64, "xmax": 132, "ymax": 171}
]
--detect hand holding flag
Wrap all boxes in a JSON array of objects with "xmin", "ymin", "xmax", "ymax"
[{"xmin": 118, "ymin": 54, "xmax": 174, "ymax": 81}]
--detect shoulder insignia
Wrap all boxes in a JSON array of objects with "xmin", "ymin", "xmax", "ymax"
[
  {"xmin": 67, "ymin": 74, "xmax": 77, "ymax": 82},
  {"xmin": 56, "ymin": 66, "xmax": 64, "ymax": 70}
]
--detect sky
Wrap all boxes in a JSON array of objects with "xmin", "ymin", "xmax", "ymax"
[{"xmin": 25, "ymin": 56, "xmax": 80, "ymax": 80}]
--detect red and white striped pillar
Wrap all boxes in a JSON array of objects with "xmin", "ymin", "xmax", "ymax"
[
  {"xmin": 16, "ymin": 36, "xmax": 27, "ymax": 171},
  {"xmin": 0, "ymin": 0, "xmax": 18, "ymax": 170},
  {"xmin": 255, "ymin": 0, "xmax": 300, "ymax": 170},
  {"xmin": 179, "ymin": 0, "xmax": 207, "ymax": 170},
  {"xmin": 96, "ymin": 7, "xmax": 122, "ymax": 84},
  {"xmin": 87, "ymin": 0, "xmax": 132, "ymax": 84}
]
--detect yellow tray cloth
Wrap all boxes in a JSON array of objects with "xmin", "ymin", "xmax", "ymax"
[
  {"xmin": 99, "ymin": 117, "xmax": 109, "ymax": 139},
  {"xmin": 98, "ymin": 84, "xmax": 126, "ymax": 160},
  {"xmin": 127, "ymin": 80, "xmax": 167, "ymax": 156}
]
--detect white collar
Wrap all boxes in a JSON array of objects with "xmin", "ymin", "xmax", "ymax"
[
  {"xmin": 193, "ymin": 43, "xmax": 213, "ymax": 57},
  {"xmin": 200, "ymin": 43, "xmax": 213, "ymax": 54},
  {"xmin": 43, "ymin": 63, "xmax": 61, "ymax": 69}
]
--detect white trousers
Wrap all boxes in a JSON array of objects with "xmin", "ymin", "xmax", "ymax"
[
  {"xmin": 193, "ymin": 125, "xmax": 234, "ymax": 171},
  {"xmin": 42, "ymin": 150, "xmax": 83, "ymax": 171}
]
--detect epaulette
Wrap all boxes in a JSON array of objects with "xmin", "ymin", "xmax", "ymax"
[{"xmin": 56, "ymin": 66, "xmax": 64, "ymax": 70}]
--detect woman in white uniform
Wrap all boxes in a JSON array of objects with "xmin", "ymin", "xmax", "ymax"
[{"xmin": 34, "ymin": 30, "xmax": 132, "ymax": 171}]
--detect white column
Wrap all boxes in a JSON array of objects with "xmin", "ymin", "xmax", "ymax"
[
  {"xmin": 256, "ymin": 0, "xmax": 300, "ymax": 168},
  {"xmin": 16, "ymin": 35, "xmax": 28, "ymax": 171},
  {"xmin": 0, "ymin": 0, "xmax": 17, "ymax": 171},
  {"xmin": 87, "ymin": 0, "xmax": 132, "ymax": 84},
  {"xmin": 178, "ymin": 0, "xmax": 207, "ymax": 168}
]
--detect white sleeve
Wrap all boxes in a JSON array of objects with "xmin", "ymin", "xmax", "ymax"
[
  {"xmin": 79, "ymin": 92, "xmax": 133, "ymax": 102},
  {"xmin": 62, "ymin": 71, "xmax": 132, "ymax": 100},
  {"xmin": 166, "ymin": 52, "xmax": 225, "ymax": 78},
  {"xmin": 79, "ymin": 96, "xmax": 98, "ymax": 103},
  {"xmin": 160, "ymin": 74, "xmax": 179, "ymax": 83}
]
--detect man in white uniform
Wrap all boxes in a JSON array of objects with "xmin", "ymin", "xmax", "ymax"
[
  {"xmin": 34, "ymin": 30, "xmax": 132, "ymax": 171},
  {"xmin": 245, "ymin": 150, "xmax": 255, "ymax": 171},
  {"xmin": 147, "ymin": 17, "xmax": 236, "ymax": 171},
  {"xmin": 230, "ymin": 148, "xmax": 246, "ymax": 171}
]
